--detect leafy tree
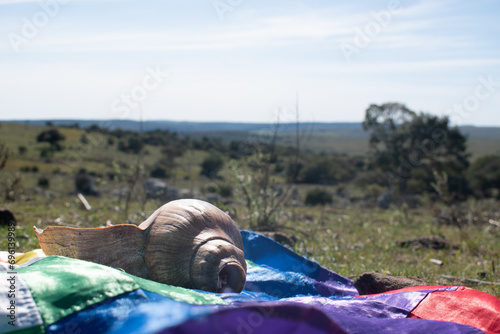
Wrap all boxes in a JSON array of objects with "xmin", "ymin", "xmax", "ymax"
[
  {"xmin": 362, "ymin": 103, "xmax": 469, "ymax": 197},
  {"xmin": 468, "ymin": 155, "xmax": 500, "ymax": 198},
  {"xmin": 36, "ymin": 128, "xmax": 66, "ymax": 151},
  {"xmin": 362, "ymin": 103, "xmax": 416, "ymax": 171}
]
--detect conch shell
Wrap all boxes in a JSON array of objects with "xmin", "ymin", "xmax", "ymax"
[{"xmin": 34, "ymin": 199, "xmax": 247, "ymax": 293}]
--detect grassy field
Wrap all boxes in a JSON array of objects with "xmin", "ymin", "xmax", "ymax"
[
  {"xmin": 1, "ymin": 122, "xmax": 499, "ymax": 297},
  {"xmin": 2, "ymin": 187, "xmax": 499, "ymax": 297}
]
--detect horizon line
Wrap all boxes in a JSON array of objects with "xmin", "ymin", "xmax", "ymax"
[{"xmin": 1, "ymin": 119, "xmax": 498, "ymax": 128}]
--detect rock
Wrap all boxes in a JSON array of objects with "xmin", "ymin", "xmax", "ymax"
[
  {"xmin": 179, "ymin": 188, "xmax": 202, "ymax": 199},
  {"xmin": 75, "ymin": 173, "xmax": 99, "ymax": 196},
  {"xmin": 144, "ymin": 178, "xmax": 167, "ymax": 199},
  {"xmin": 290, "ymin": 199, "xmax": 304, "ymax": 207},
  {"xmin": 166, "ymin": 187, "xmax": 179, "ymax": 199},
  {"xmin": 0, "ymin": 209, "xmax": 16, "ymax": 226},
  {"xmin": 376, "ymin": 189, "xmax": 392, "ymax": 209},
  {"xmin": 354, "ymin": 272, "xmax": 429, "ymax": 295},
  {"xmin": 205, "ymin": 193, "xmax": 224, "ymax": 204},
  {"xmin": 274, "ymin": 185, "xmax": 283, "ymax": 197},
  {"xmin": 112, "ymin": 188, "xmax": 129, "ymax": 197},
  {"xmin": 144, "ymin": 178, "xmax": 179, "ymax": 201}
]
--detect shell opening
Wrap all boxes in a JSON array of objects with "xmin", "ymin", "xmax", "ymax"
[{"xmin": 217, "ymin": 262, "xmax": 246, "ymax": 293}]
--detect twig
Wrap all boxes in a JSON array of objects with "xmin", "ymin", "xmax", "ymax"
[
  {"xmin": 488, "ymin": 219, "xmax": 500, "ymax": 227},
  {"xmin": 77, "ymin": 193, "xmax": 91, "ymax": 211},
  {"xmin": 430, "ymin": 258, "xmax": 443, "ymax": 266}
]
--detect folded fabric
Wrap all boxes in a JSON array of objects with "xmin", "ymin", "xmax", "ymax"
[{"xmin": 0, "ymin": 230, "xmax": 498, "ymax": 334}]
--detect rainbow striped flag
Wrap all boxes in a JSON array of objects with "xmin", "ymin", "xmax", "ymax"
[{"xmin": 1, "ymin": 231, "xmax": 499, "ymax": 333}]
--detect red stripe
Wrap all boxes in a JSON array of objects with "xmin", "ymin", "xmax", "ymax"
[{"xmin": 409, "ymin": 286, "xmax": 500, "ymax": 334}]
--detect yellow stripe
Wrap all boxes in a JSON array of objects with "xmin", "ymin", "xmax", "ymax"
[{"xmin": 15, "ymin": 249, "xmax": 46, "ymax": 265}]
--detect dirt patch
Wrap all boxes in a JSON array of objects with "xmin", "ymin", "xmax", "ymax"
[{"xmin": 397, "ymin": 235, "xmax": 454, "ymax": 250}]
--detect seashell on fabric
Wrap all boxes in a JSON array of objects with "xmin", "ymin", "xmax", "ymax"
[{"xmin": 34, "ymin": 199, "xmax": 247, "ymax": 293}]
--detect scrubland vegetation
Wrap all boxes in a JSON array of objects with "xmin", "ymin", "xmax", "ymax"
[{"xmin": 1, "ymin": 103, "xmax": 499, "ymax": 297}]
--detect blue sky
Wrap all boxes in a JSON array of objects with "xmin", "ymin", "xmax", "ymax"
[{"xmin": 1, "ymin": 0, "xmax": 499, "ymax": 125}]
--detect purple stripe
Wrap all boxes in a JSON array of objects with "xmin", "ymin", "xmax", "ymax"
[
  {"xmin": 159, "ymin": 303, "xmax": 348, "ymax": 334},
  {"xmin": 157, "ymin": 301, "xmax": 483, "ymax": 334},
  {"xmin": 353, "ymin": 286, "xmax": 460, "ymax": 312},
  {"xmin": 287, "ymin": 296, "xmax": 409, "ymax": 319}
]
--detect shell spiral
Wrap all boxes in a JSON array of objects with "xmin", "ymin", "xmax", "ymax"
[
  {"xmin": 35, "ymin": 199, "xmax": 247, "ymax": 293},
  {"xmin": 141, "ymin": 199, "xmax": 247, "ymax": 292}
]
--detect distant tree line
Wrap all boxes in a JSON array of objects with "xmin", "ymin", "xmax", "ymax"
[{"xmin": 33, "ymin": 106, "xmax": 500, "ymax": 204}]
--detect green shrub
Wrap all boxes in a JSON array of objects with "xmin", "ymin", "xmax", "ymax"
[
  {"xmin": 292, "ymin": 156, "xmax": 357, "ymax": 184},
  {"xmin": 305, "ymin": 188, "xmax": 333, "ymax": 206},
  {"xmin": 80, "ymin": 134, "xmax": 89, "ymax": 144},
  {"xmin": 150, "ymin": 166, "xmax": 168, "ymax": 178},
  {"xmin": 117, "ymin": 136, "xmax": 143, "ymax": 154},
  {"xmin": 352, "ymin": 170, "xmax": 387, "ymax": 187},
  {"xmin": 20, "ymin": 166, "xmax": 39, "ymax": 173},
  {"xmin": 200, "ymin": 154, "xmax": 224, "ymax": 178},
  {"xmin": 39, "ymin": 147, "xmax": 55, "ymax": 158},
  {"xmin": 38, "ymin": 176, "xmax": 49, "ymax": 188},
  {"xmin": 217, "ymin": 184, "xmax": 233, "ymax": 197}
]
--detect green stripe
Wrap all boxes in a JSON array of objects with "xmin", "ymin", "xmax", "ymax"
[
  {"xmin": 17, "ymin": 256, "xmax": 227, "ymax": 326},
  {"xmin": 246, "ymin": 260, "xmax": 259, "ymax": 269},
  {"xmin": 17, "ymin": 256, "xmax": 139, "ymax": 325},
  {"xmin": 129, "ymin": 275, "xmax": 226, "ymax": 305}
]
